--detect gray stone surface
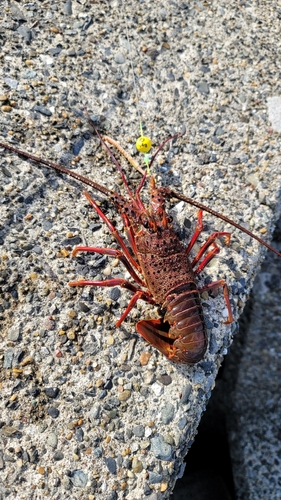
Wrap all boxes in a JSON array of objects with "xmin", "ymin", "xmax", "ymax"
[
  {"xmin": 0, "ymin": 1, "xmax": 281, "ymax": 499},
  {"xmin": 268, "ymin": 96, "xmax": 281, "ymax": 132}
]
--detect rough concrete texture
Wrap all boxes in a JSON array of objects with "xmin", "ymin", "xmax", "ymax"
[
  {"xmin": 268, "ymin": 96, "xmax": 281, "ymax": 133},
  {"xmin": 0, "ymin": 1, "xmax": 281, "ymax": 499}
]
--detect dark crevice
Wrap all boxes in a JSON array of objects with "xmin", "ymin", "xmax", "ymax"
[
  {"xmin": 172, "ymin": 222, "xmax": 281, "ymax": 499},
  {"xmin": 172, "ymin": 367, "xmax": 237, "ymax": 500}
]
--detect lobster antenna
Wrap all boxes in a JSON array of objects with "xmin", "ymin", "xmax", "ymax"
[
  {"xmin": 167, "ymin": 188, "xmax": 281, "ymax": 259},
  {"xmin": 0, "ymin": 141, "xmax": 112, "ymax": 197}
]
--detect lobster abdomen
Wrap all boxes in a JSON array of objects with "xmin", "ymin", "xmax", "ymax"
[
  {"xmin": 164, "ymin": 283, "xmax": 207, "ymax": 363},
  {"xmin": 136, "ymin": 282, "xmax": 207, "ymax": 364}
]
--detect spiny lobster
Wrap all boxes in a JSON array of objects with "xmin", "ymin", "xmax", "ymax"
[{"xmin": 1, "ymin": 123, "xmax": 280, "ymax": 364}]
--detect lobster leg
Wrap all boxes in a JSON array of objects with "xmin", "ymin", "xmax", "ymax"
[
  {"xmin": 68, "ymin": 277, "xmax": 147, "ymax": 296},
  {"xmin": 115, "ymin": 290, "xmax": 154, "ymax": 327},
  {"xmin": 193, "ymin": 243, "xmax": 220, "ymax": 275},
  {"xmin": 191, "ymin": 231, "xmax": 231, "ymax": 269},
  {"xmin": 200, "ymin": 280, "xmax": 233, "ymax": 324},
  {"xmin": 68, "ymin": 277, "xmax": 155, "ymax": 326},
  {"xmin": 185, "ymin": 210, "xmax": 204, "ymax": 255},
  {"xmin": 119, "ymin": 212, "xmax": 139, "ymax": 259},
  {"xmin": 185, "ymin": 209, "xmax": 231, "ymax": 273},
  {"xmin": 82, "ymin": 190, "xmax": 141, "ymax": 273},
  {"xmin": 72, "ymin": 246, "xmax": 145, "ymax": 286}
]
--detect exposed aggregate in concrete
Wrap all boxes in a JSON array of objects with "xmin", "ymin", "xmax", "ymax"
[{"xmin": 0, "ymin": 1, "xmax": 281, "ymax": 499}]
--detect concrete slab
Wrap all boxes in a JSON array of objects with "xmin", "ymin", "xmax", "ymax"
[{"xmin": 0, "ymin": 1, "xmax": 281, "ymax": 499}]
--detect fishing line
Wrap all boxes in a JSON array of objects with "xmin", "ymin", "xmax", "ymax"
[{"xmin": 120, "ymin": 0, "xmax": 153, "ymax": 172}]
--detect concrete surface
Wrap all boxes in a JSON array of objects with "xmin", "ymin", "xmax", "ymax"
[{"xmin": 0, "ymin": 1, "xmax": 281, "ymax": 499}]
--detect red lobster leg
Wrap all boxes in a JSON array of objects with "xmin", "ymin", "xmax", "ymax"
[
  {"xmin": 185, "ymin": 209, "xmax": 231, "ymax": 274},
  {"xmin": 115, "ymin": 290, "xmax": 153, "ymax": 327},
  {"xmin": 193, "ymin": 242, "xmax": 220, "ymax": 275},
  {"xmin": 200, "ymin": 280, "xmax": 234, "ymax": 324},
  {"xmin": 68, "ymin": 278, "xmax": 154, "ymax": 327},
  {"xmin": 81, "ymin": 190, "xmax": 141, "ymax": 273},
  {"xmin": 185, "ymin": 209, "xmax": 204, "ymax": 255},
  {"xmin": 72, "ymin": 246, "xmax": 145, "ymax": 286},
  {"xmin": 119, "ymin": 211, "xmax": 139, "ymax": 259},
  {"xmin": 191, "ymin": 231, "xmax": 231, "ymax": 272},
  {"xmin": 68, "ymin": 277, "xmax": 140, "ymax": 292}
]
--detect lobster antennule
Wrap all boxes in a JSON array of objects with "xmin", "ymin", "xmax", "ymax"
[
  {"xmin": 87, "ymin": 119, "xmax": 134, "ymax": 199},
  {"xmin": 88, "ymin": 120, "xmax": 149, "ymax": 213},
  {"xmin": 148, "ymin": 131, "xmax": 185, "ymax": 170}
]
